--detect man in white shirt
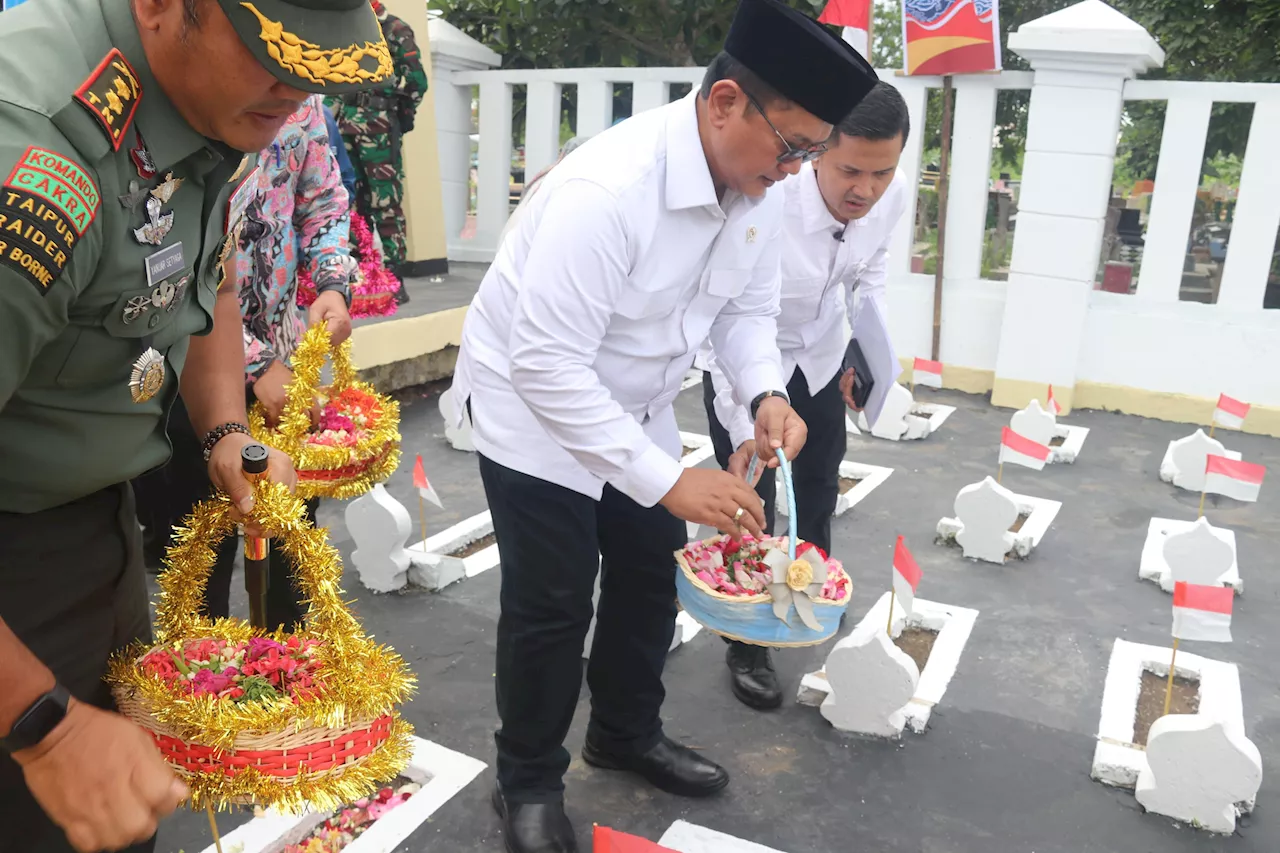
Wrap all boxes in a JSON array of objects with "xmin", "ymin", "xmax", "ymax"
[
  {"xmin": 449, "ymin": 1, "xmax": 876, "ymax": 849},
  {"xmin": 702, "ymin": 82, "xmax": 911, "ymax": 710}
]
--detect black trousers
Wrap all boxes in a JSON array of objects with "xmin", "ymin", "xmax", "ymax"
[
  {"xmin": 701, "ymin": 366, "xmax": 845, "ymax": 556},
  {"xmin": 131, "ymin": 395, "xmax": 311, "ymax": 632},
  {"xmin": 478, "ymin": 453, "xmax": 686, "ymax": 803},
  {"xmin": 0, "ymin": 485, "xmax": 155, "ymax": 853}
]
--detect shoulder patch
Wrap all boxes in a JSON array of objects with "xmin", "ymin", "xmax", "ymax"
[
  {"xmin": 0, "ymin": 147, "xmax": 98, "ymax": 295},
  {"xmin": 73, "ymin": 48, "xmax": 141, "ymax": 151}
]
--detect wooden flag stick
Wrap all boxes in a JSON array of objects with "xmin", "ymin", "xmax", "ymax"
[
  {"xmin": 1163, "ymin": 637, "xmax": 1181, "ymax": 717},
  {"xmin": 418, "ymin": 493, "xmax": 429, "ymax": 552},
  {"xmin": 930, "ymin": 75, "xmax": 955, "ymax": 362},
  {"xmin": 997, "ymin": 461, "xmax": 1004, "ymax": 485},
  {"xmin": 207, "ymin": 803, "xmax": 224, "ymax": 853},
  {"xmin": 1197, "ymin": 488, "xmax": 1207, "ymax": 519},
  {"xmin": 886, "ymin": 589, "xmax": 897, "ymax": 637},
  {"xmin": 1209, "ymin": 421, "xmax": 1217, "ymax": 440}
]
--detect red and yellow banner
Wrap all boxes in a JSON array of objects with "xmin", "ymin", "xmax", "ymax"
[{"xmin": 902, "ymin": 0, "xmax": 1002, "ymax": 76}]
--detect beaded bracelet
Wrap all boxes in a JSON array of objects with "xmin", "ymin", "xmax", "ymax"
[{"xmin": 200, "ymin": 422, "xmax": 252, "ymax": 462}]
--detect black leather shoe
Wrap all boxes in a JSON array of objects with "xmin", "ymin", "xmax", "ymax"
[
  {"xmin": 582, "ymin": 735, "xmax": 729, "ymax": 797},
  {"xmin": 491, "ymin": 784, "xmax": 577, "ymax": 853},
  {"xmin": 726, "ymin": 641, "xmax": 782, "ymax": 710}
]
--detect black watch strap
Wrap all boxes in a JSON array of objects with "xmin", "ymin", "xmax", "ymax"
[
  {"xmin": 750, "ymin": 389, "xmax": 789, "ymax": 420},
  {"xmin": 1, "ymin": 683, "xmax": 71, "ymax": 754}
]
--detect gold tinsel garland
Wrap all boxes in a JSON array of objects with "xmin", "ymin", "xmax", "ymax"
[
  {"xmin": 106, "ymin": 480, "xmax": 416, "ymax": 812},
  {"xmin": 248, "ymin": 324, "xmax": 401, "ymax": 501}
]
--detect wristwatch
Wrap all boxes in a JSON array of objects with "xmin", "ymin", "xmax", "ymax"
[
  {"xmin": 0, "ymin": 684, "xmax": 70, "ymax": 754},
  {"xmin": 750, "ymin": 389, "xmax": 789, "ymax": 420}
]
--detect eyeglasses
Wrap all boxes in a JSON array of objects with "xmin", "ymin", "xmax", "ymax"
[{"xmin": 743, "ymin": 90, "xmax": 828, "ymax": 165}]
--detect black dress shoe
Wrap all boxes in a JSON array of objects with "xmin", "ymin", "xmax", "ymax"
[
  {"xmin": 726, "ymin": 640, "xmax": 782, "ymax": 710},
  {"xmin": 582, "ymin": 735, "xmax": 729, "ymax": 797},
  {"xmin": 491, "ymin": 784, "xmax": 577, "ymax": 853}
]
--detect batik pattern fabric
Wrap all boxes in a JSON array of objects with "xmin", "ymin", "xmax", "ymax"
[{"xmin": 238, "ymin": 95, "xmax": 355, "ymax": 381}]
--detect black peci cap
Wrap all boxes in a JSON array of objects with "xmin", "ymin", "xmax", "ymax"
[{"xmin": 724, "ymin": 0, "xmax": 879, "ymax": 126}]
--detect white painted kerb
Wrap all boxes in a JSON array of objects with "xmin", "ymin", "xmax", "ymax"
[
  {"xmin": 776, "ymin": 460, "xmax": 894, "ymax": 518},
  {"xmin": 1092, "ymin": 638, "xmax": 1248, "ymax": 795},
  {"xmin": 797, "ymin": 592, "xmax": 979, "ymax": 736},
  {"xmin": 407, "ymin": 510, "xmax": 499, "ymax": 590}
]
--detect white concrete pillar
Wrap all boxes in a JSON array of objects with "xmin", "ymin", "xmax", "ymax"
[
  {"xmin": 990, "ymin": 0, "xmax": 1164, "ymax": 412},
  {"xmin": 427, "ymin": 16, "xmax": 500, "ymax": 260}
]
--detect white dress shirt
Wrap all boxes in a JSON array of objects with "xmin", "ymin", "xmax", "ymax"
[
  {"xmin": 703, "ymin": 161, "xmax": 907, "ymax": 447},
  {"xmin": 450, "ymin": 93, "xmax": 787, "ymax": 508}
]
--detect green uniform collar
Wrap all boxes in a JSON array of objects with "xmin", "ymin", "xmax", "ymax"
[{"xmin": 101, "ymin": 0, "xmax": 213, "ymax": 174}]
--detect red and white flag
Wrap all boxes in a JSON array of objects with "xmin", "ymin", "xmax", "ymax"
[
  {"xmin": 1047, "ymin": 385, "xmax": 1061, "ymax": 416},
  {"xmin": 892, "ymin": 535, "xmax": 922, "ymax": 617},
  {"xmin": 818, "ymin": 0, "xmax": 873, "ymax": 60},
  {"xmin": 592, "ymin": 826, "xmax": 679, "ymax": 853},
  {"xmin": 1203, "ymin": 455, "xmax": 1265, "ymax": 503},
  {"xmin": 1000, "ymin": 426, "xmax": 1050, "ymax": 471},
  {"xmin": 1172, "ymin": 581, "xmax": 1233, "ymax": 643},
  {"xmin": 413, "ymin": 454, "xmax": 444, "ymax": 509},
  {"xmin": 1212, "ymin": 393, "xmax": 1250, "ymax": 430},
  {"xmin": 913, "ymin": 357, "xmax": 943, "ymax": 389}
]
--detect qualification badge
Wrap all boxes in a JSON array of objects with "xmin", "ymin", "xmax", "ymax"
[
  {"xmin": 129, "ymin": 347, "xmax": 165, "ymax": 403},
  {"xmin": 133, "ymin": 196, "xmax": 174, "ymax": 245}
]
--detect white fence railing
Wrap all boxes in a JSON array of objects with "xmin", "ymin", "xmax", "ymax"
[{"xmin": 427, "ymin": 5, "xmax": 1280, "ymax": 426}]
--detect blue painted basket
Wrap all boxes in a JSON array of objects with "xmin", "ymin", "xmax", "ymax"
[{"xmin": 673, "ymin": 450, "xmax": 852, "ymax": 648}]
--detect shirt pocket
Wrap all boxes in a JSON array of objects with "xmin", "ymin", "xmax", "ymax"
[
  {"xmin": 779, "ymin": 274, "xmax": 827, "ymax": 324},
  {"xmin": 56, "ymin": 278, "xmax": 191, "ymax": 389},
  {"xmin": 706, "ymin": 268, "xmax": 750, "ymax": 300}
]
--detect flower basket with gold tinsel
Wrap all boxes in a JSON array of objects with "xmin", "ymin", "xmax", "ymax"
[
  {"xmin": 249, "ymin": 324, "xmax": 400, "ymax": 500},
  {"xmin": 107, "ymin": 479, "xmax": 416, "ymax": 814},
  {"xmin": 674, "ymin": 450, "xmax": 852, "ymax": 647}
]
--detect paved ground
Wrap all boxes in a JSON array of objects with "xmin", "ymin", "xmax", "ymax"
[
  {"xmin": 154, "ymin": 380, "xmax": 1280, "ymax": 853},
  {"xmin": 351, "ymin": 262, "xmax": 488, "ymax": 328}
]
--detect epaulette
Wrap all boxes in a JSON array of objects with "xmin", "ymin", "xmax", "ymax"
[{"xmin": 72, "ymin": 48, "xmax": 141, "ymax": 152}]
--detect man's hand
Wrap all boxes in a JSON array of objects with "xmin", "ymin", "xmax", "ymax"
[
  {"xmin": 753, "ymin": 396, "xmax": 807, "ymax": 468},
  {"xmin": 659, "ymin": 468, "xmax": 766, "ymax": 538},
  {"xmin": 251, "ymin": 360, "xmax": 295, "ymax": 428},
  {"xmin": 207, "ymin": 431, "xmax": 297, "ymax": 533},
  {"xmin": 727, "ymin": 439, "xmax": 764, "ymax": 487},
  {"xmin": 308, "ymin": 290, "xmax": 352, "ymax": 346},
  {"xmin": 14, "ymin": 699, "xmax": 188, "ymax": 853},
  {"xmin": 839, "ymin": 367, "xmax": 862, "ymax": 411}
]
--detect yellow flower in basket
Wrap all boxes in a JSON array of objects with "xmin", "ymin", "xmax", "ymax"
[
  {"xmin": 107, "ymin": 479, "xmax": 416, "ymax": 814},
  {"xmin": 249, "ymin": 324, "xmax": 401, "ymax": 500}
]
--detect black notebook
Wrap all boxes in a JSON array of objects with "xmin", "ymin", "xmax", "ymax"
[{"xmin": 843, "ymin": 339, "xmax": 874, "ymax": 409}]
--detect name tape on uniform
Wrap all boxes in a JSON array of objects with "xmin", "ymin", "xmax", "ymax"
[
  {"xmin": 73, "ymin": 48, "xmax": 141, "ymax": 151},
  {"xmin": 145, "ymin": 241, "xmax": 184, "ymax": 288}
]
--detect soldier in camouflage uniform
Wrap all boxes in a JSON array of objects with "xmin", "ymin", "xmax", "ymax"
[{"xmin": 329, "ymin": 0, "xmax": 426, "ymax": 302}]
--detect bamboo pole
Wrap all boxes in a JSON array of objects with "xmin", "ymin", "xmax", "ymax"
[{"xmin": 931, "ymin": 76, "xmax": 954, "ymax": 362}]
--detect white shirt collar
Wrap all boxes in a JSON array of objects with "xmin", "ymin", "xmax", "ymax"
[{"xmin": 665, "ymin": 93, "xmax": 721, "ymax": 212}]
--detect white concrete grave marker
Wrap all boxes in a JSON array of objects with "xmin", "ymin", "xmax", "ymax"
[
  {"xmin": 1160, "ymin": 430, "xmax": 1241, "ymax": 492},
  {"xmin": 678, "ymin": 432, "xmax": 715, "ymax": 539},
  {"xmin": 936, "ymin": 477, "xmax": 1061, "ymax": 563},
  {"xmin": 439, "ymin": 384, "xmax": 475, "ymax": 452},
  {"xmin": 855, "ymin": 382, "xmax": 955, "ymax": 441},
  {"xmin": 820, "ymin": 624, "xmax": 918, "ymax": 737},
  {"xmin": 407, "ymin": 511, "xmax": 499, "ymax": 590},
  {"xmin": 1136, "ymin": 716, "xmax": 1263, "ymax": 834},
  {"xmin": 1139, "ymin": 517, "xmax": 1241, "ymax": 594},
  {"xmin": 1010, "ymin": 398, "xmax": 1056, "ymax": 447},
  {"xmin": 798, "ymin": 592, "xmax": 979, "ymax": 737},
  {"xmin": 346, "ymin": 484, "xmax": 412, "ymax": 593}
]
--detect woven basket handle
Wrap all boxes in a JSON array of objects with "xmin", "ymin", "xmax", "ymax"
[{"xmin": 275, "ymin": 324, "xmax": 356, "ymax": 443}]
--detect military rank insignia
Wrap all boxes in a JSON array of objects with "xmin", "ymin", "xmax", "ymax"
[{"xmin": 74, "ymin": 48, "xmax": 141, "ymax": 151}]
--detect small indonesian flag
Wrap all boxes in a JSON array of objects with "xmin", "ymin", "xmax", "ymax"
[
  {"xmin": 913, "ymin": 357, "xmax": 943, "ymax": 389},
  {"xmin": 818, "ymin": 0, "xmax": 872, "ymax": 60},
  {"xmin": 892, "ymin": 535, "xmax": 922, "ymax": 617},
  {"xmin": 592, "ymin": 826, "xmax": 679, "ymax": 853},
  {"xmin": 1000, "ymin": 426, "xmax": 1050, "ymax": 471},
  {"xmin": 1203, "ymin": 455, "xmax": 1265, "ymax": 503},
  {"xmin": 1047, "ymin": 385, "xmax": 1061, "ymax": 416},
  {"xmin": 1212, "ymin": 394, "xmax": 1250, "ymax": 430},
  {"xmin": 413, "ymin": 454, "xmax": 444, "ymax": 509},
  {"xmin": 1172, "ymin": 581, "xmax": 1233, "ymax": 643}
]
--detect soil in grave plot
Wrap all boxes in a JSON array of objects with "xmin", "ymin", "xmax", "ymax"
[
  {"xmin": 1133, "ymin": 669, "xmax": 1201, "ymax": 747},
  {"xmin": 449, "ymin": 533, "xmax": 496, "ymax": 559},
  {"xmin": 1049, "ymin": 435, "xmax": 1066, "ymax": 447},
  {"xmin": 838, "ymin": 476, "xmax": 863, "ymax": 494},
  {"xmin": 1008, "ymin": 513, "xmax": 1031, "ymax": 534},
  {"xmin": 893, "ymin": 627, "xmax": 939, "ymax": 673},
  {"xmin": 682, "ymin": 445, "xmax": 698, "ymax": 457}
]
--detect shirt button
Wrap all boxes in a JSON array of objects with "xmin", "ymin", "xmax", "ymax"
[{"xmin": 148, "ymin": 314, "xmax": 160, "ymax": 328}]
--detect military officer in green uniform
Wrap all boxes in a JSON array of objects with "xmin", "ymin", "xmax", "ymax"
[{"xmin": 0, "ymin": 0, "xmax": 396, "ymax": 850}]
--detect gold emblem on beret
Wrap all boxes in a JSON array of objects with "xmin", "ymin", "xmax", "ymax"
[
  {"xmin": 129, "ymin": 347, "xmax": 166, "ymax": 403},
  {"xmin": 240, "ymin": 2, "xmax": 393, "ymax": 86}
]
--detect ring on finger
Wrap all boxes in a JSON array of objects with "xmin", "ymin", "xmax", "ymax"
[{"xmin": 732, "ymin": 506, "xmax": 745, "ymax": 526}]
